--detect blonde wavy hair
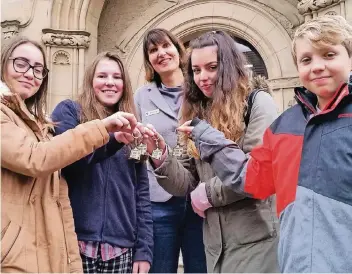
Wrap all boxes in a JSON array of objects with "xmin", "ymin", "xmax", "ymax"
[
  {"xmin": 292, "ymin": 15, "xmax": 352, "ymax": 65},
  {"xmin": 181, "ymin": 31, "xmax": 251, "ymax": 158}
]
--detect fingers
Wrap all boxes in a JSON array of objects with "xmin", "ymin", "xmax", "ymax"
[
  {"xmin": 132, "ymin": 126, "xmax": 143, "ymax": 138},
  {"xmin": 136, "ymin": 122, "xmax": 154, "ymax": 138},
  {"xmin": 139, "ymin": 262, "xmax": 150, "ymax": 273},
  {"xmin": 177, "ymin": 125, "xmax": 194, "ymax": 135},
  {"xmin": 145, "ymin": 124, "xmax": 163, "ymax": 140},
  {"xmin": 144, "ymin": 127, "xmax": 155, "ymax": 138},
  {"xmin": 181, "ymin": 120, "xmax": 192, "ymax": 127},
  {"xmin": 132, "ymin": 262, "xmax": 139, "ymax": 274},
  {"xmin": 132, "ymin": 262, "xmax": 150, "ymax": 274},
  {"xmin": 118, "ymin": 112, "xmax": 138, "ymax": 130},
  {"xmin": 191, "ymin": 201, "xmax": 206, "ymax": 218},
  {"xmin": 114, "ymin": 132, "xmax": 134, "ymax": 144},
  {"xmin": 144, "ymin": 123, "xmax": 156, "ymax": 132},
  {"xmin": 177, "ymin": 119, "xmax": 194, "ymax": 134}
]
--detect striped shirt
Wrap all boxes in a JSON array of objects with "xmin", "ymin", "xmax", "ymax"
[{"xmin": 78, "ymin": 241, "xmax": 129, "ymax": 262}]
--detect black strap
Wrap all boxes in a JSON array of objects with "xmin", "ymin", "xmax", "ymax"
[{"xmin": 244, "ymin": 89, "xmax": 261, "ymax": 127}]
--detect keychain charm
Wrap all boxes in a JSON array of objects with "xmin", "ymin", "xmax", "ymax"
[
  {"xmin": 172, "ymin": 144, "xmax": 183, "ymax": 157},
  {"xmin": 129, "ymin": 132, "xmax": 141, "ymax": 161},
  {"xmin": 151, "ymin": 137, "xmax": 163, "ymax": 160},
  {"xmin": 173, "ymin": 132, "xmax": 184, "ymax": 157},
  {"xmin": 129, "ymin": 147, "xmax": 141, "ymax": 161},
  {"xmin": 138, "ymin": 143, "xmax": 148, "ymax": 155}
]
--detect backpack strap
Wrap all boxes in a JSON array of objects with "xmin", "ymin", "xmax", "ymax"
[{"xmin": 244, "ymin": 89, "xmax": 261, "ymax": 127}]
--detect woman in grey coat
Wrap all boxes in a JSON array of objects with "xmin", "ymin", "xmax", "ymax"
[
  {"xmin": 144, "ymin": 31, "xmax": 280, "ymax": 272},
  {"xmin": 134, "ymin": 28, "xmax": 207, "ymax": 273}
]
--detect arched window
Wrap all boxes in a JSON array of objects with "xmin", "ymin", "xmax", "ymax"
[{"xmin": 234, "ymin": 37, "xmax": 268, "ymax": 78}]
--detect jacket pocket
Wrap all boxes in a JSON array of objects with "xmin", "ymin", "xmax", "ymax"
[
  {"xmin": 224, "ymin": 199, "xmax": 277, "ymax": 245},
  {"xmin": 1, "ymin": 218, "xmax": 21, "ymax": 263}
]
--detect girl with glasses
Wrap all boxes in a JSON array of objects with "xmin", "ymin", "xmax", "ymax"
[{"xmin": 9, "ymin": 57, "xmax": 49, "ymax": 80}]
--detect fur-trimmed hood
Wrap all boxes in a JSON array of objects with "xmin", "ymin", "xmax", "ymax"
[{"xmin": 251, "ymin": 75, "xmax": 272, "ymax": 96}]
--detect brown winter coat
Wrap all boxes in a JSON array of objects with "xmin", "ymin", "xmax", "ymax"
[{"xmin": 1, "ymin": 90, "xmax": 109, "ymax": 272}]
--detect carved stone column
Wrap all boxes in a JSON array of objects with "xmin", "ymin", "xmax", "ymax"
[
  {"xmin": 268, "ymin": 77, "xmax": 301, "ymax": 113},
  {"xmin": 41, "ymin": 29, "xmax": 90, "ymax": 111},
  {"xmin": 1, "ymin": 20, "xmax": 20, "ymax": 41},
  {"xmin": 297, "ymin": 0, "xmax": 344, "ymax": 20}
]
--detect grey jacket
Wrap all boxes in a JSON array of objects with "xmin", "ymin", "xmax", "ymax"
[
  {"xmin": 134, "ymin": 82, "xmax": 181, "ymax": 202},
  {"xmin": 154, "ymin": 91, "xmax": 280, "ymax": 272}
]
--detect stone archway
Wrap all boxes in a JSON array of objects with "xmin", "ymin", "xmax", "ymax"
[
  {"xmin": 42, "ymin": 0, "xmax": 349, "ymax": 112},
  {"xmin": 41, "ymin": 0, "xmax": 106, "ymax": 110},
  {"xmin": 109, "ymin": 0, "xmax": 299, "ymax": 111}
]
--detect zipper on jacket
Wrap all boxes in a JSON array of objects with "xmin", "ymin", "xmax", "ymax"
[
  {"xmin": 57, "ymin": 201, "xmax": 72, "ymax": 265},
  {"xmin": 100, "ymin": 159, "xmax": 111, "ymax": 241},
  {"xmin": 296, "ymin": 93, "xmax": 316, "ymax": 115}
]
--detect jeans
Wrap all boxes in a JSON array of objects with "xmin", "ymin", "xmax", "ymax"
[{"xmin": 150, "ymin": 196, "xmax": 207, "ymax": 273}]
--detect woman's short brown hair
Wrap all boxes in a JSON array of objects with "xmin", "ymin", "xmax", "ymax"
[{"xmin": 142, "ymin": 28, "xmax": 186, "ymax": 85}]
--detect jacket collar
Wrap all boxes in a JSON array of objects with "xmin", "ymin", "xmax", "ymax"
[
  {"xmin": 0, "ymin": 81, "xmax": 52, "ymax": 138},
  {"xmin": 0, "ymin": 81, "xmax": 30, "ymax": 117},
  {"xmin": 146, "ymin": 82, "xmax": 179, "ymax": 119},
  {"xmin": 294, "ymin": 82, "xmax": 351, "ymax": 115}
]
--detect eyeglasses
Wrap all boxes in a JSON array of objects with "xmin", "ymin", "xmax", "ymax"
[{"xmin": 8, "ymin": 57, "xmax": 49, "ymax": 80}]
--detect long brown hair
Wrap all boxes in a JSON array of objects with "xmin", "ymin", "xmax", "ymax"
[
  {"xmin": 182, "ymin": 31, "xmax": 251, "ymax": 158},
  {"xmin": 1, "ymin": 36, "xmax": 50, "ymax": 126},
  {"xmin": 77, "ymin": 51, "xmax": 136, "ymax": 123},
  {"xmin": 142, "ymin": 28, "xmax": 186, "ymax": 85}
]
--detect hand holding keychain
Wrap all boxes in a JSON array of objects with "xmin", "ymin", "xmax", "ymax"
[
  {"xmin": 128, "ymin": 123, "xmax": 155, "ymax": 160},
  {"xmin": 137, "ymin": 141, "xmax": 148, "ymax": 156},
  {"xmin": 151, "ymin": 136, "xmax": 163, "ymax": 160},
  {"xmin": 129, "ymin": 132, "xmax": 142, "ymax": 161},
  {"xmin": 172, "ymin": 130, "xmax": 184, "ymax": 158}
]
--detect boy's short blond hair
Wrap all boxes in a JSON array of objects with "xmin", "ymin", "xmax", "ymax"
[{"xmin": 292, "ymin": 15, "xmax": 352, "ymax": 65}]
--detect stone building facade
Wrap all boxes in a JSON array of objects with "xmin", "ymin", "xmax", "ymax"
[{"xmin": 1, "ymin": 0, "xmax": 351, "ymax": 113}]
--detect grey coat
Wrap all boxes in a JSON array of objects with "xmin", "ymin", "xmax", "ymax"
[
  {"xmin": 134, "ymin": 82, "xmax": 181, "ymax": 202},
  {"xmin": 154, "ymin": 91, "xmax": 280, "ymax": 273}
]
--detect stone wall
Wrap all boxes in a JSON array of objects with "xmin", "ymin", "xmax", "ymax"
[
  {"xmin": 1, "ymin": 0, "xmax": 352, "ymax": 113},
  {"xmin": 98, "ymin": 0, "xmax": 158, "ymax": 52}
]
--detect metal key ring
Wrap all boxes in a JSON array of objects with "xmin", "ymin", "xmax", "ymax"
[{"xmin": 132, "ymin": 131, "xmax": 142, "ymax": 139}]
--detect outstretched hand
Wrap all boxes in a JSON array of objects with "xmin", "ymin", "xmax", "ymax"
[
  {"xmin": 177, "ymin": 120, "xmax": 194, "ymax": 138},
  {"xmin": 102, "ymin": 111, "xmax": 138, "ymax": 134},
  {"xmin": 114, "ymin": 122, "xmax": 155, "ymax": 144},
  {"xmin": 143, "ymin": 124, "xmax": 167, "ymax": 155}
]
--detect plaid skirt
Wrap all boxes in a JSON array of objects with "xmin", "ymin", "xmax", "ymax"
[{"xmin": 81, "ymin": 248, "xmax": 133, "ymax": 273}]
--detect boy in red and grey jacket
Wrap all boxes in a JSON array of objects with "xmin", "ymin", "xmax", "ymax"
[{"xmin": 180, "ymin": 15, "xmax": 352, "ymax": 272}]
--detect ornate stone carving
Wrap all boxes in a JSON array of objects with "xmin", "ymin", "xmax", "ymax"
[
  {"xmin": 42, "ymin": 29, "xmax": 91, "ymax": 48},
  {"xmin": 1, "ymin": 0, "xmax": 37, "ymax": 38},
  {"xmin": 253, "ymin": 1, "xmax": 295, "ymax": 38},
  {"xmin": 53, "ymin": 50, "xmax": 70, "ymax": 65},
  {"xmin": 297, "ymin": 0, "xmax": 340, "ymax": 15},
  {"xmin": 1, "ymin": 20, "xmax": 20, "ymax": 40},
  {"xmin": 326, "ymin": 10, "xmax": 338, "ymax": 15},
  {"xmin": 269, "ymin": 77, "xmax": 301, "ymax": 89},
  {"xmin": 115, "ymin": 0, "xmax": 179, "ymax": 55}
]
